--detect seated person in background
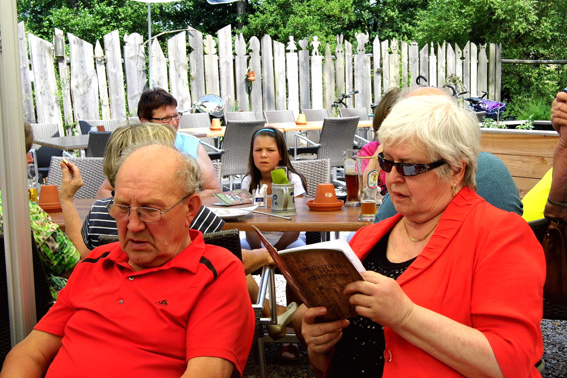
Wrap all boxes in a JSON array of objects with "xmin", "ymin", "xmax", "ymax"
[
  {"xmin": 360, "ymin": 87, "xmax": 401, "ymax": 192},
  {"xmin": 1, "ymin": 144, "xmax": 254, "ymax": 378},
  {"xmin": 375, "ymin": 86, "xmax": 523, "ymax": 222},
  {"xmin": 294, "ymin": 94, "xmax": 545, "ymax": 377},
  {"xmin": 96, "ymin": 88, "xmax": 221, "ymax": 199},
  {"xmin": 0, "ymin": 121, "xmax": 81, "ymax": 300},
  {"xmin": 546, "ymin": 89, "xmax": 567, "ymax": 222},
  {"xmin": 240, "ymin": 127, "xmax": 307, "ymax": 251}
]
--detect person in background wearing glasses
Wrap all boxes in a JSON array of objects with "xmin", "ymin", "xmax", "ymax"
[
  {"xmin": 293, "ymin": 94, "xmax": 545, "ymax": 377},
  {"xmin": 1, "ymin": 144, "xmax": 254, "ymax": 378},
  {"xmin": 96, "ymin": 88, "xmax": 221, "ymax": 199},
  {"xmin": 374, "ymin": 86, "xmax": 522, "ymax": 222}
]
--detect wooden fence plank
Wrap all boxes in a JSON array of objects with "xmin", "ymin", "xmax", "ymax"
[
  {"xmin": 68, "ymin": 33, "xmax": 99, "ymax": 121},
  {"xmin": 401, "ymin": 41, "xmax": 408, "ymax": 88},
  {"xmin": 234, "ymin": 33, "xmax": 249, "ymax": 111},
  {"xmin": 95, "ymin": 40, "xmax": 111, "ymax": 119},
  {"xmin": 470, "ymin": 42, "xmax": 478, "ymax": 97},
  {"xmin": 455, "ymin": 44, "xmax": 463, "ymax": 84},
  {"xmin": 103, "ymin": 30, "xmax": 127, "ymax": 120},
  {"xmin": 274, "ymin": 40, "xmax": 286, "ymax": 110},
  {"xmin": 151, "ymin": 39, "xmax": 168, "ymax": 92},
  {"xmin": 323, "ymin": 44, "xmax": 335, "ymax": 112},
  {"xmin": 123, "ymin": 33, "xmax": 146, "ymax": 114},
  {"xmin": 218, "ymin": 25, "xmax": 235, "ymax": 111},
  {"xmin": 19, "ymin": 22, "xmax": 35, "ymax": 123},
  {"xmin": 408, "ymin": 42, "xmax": 419, "ymax": 89},
  {"xmin": 168, "ymin": 32, "xmax": 191, "ymax": 111},
  {"xmin": 286, "ymin": 37, "xmax": 299, "ymax": 114},
  {"xmin": 310, "ymin": 37, "xmax": 323, "ymax": 109},
  {"xmin": 419, "ymin": 44, "xmax": 428, "ymax": 84},
  {"xmin": 463, "ymin": 42, "xmax": 470, "ymax": 93},
  {"xmin": 437, "ymin": 42, "xmax": 446, "ymax": 88},
  {"xmin": 298, "ymin": 39, "xmax": 310, "ymax": 111},
  {"xmin": 261, "ymin": 35, "xmax": 275, "ymax": 110},
  {"xmin": 446, "ymin": 43, "xmax": 455, "ymax": 79},
  {"xmin": 188, "ymin": 26, "xmax": 205, "ymax": 103},
  {"xmin": 335, "ymin": 35, "xmax": 346, "ymax": 105},
  {"xmin": 478, "ymin": 44, "xmax": 488, "ymax": 96},
  {"xmin": 355, "ymin": 33, "xmax": 371, "ymax": 111},
  {"xmin": 389, "ymin": 39, "xmax": 399, "ymax": 93},
  {"xmin": 249, "ymin": 36, "xmax": 263, "ymax": 119},
  {"xmin": 345, "ymin": 41, "xmax": 353, "ymax": 107},
  {"xmin": 54, "ymin": 29, "xmax": 73, "ymax": 129},
  {"xmin": 429, "ymin": 43, "xmax": 437, "ymax": 88},
  {"xmin": 204, "ymin": 34, "xmax": 220, "ymax": 96},
  {"xmin": 381, "ymin": 40, "xmax": 389, "ymax": 92},
  {"xmin": 28, "ymin": 34, "xmax": 63, "ymax": 131}
]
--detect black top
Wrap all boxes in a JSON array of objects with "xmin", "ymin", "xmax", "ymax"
[{"xmin": 328, "ymin": 232, "xmax": 415, "ymax": 378}]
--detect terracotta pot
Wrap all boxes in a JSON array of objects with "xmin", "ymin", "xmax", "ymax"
[
  {"xmin": 313, "ymin": 183, "xmax": 338, "ymax": 204},
  {"xmin": 38, "ymin": 185, "xmax": 62, "ymax": 212}
]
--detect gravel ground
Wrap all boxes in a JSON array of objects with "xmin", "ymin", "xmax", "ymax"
[{"xmin": 254, "ymin": 274, "xmax": 567, "ymax": 377}]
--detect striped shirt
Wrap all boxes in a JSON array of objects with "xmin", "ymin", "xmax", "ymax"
[{"xmin": 81, "ymin": 198, "xmax": 225, "ymax": 250}]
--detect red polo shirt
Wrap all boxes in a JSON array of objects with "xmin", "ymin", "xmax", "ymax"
[{"xmin": 35, "ymin": 230, "xmax": 254, "ymax": 377}]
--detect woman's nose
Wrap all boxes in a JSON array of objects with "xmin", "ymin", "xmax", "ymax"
[{"xmin": 26, "ymin": 152, "xmax": 34, "ymax": 164}]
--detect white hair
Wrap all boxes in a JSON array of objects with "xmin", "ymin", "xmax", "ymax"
[{"xmin": 378, "ymin": 94, "xmax": 480, "ymax": 188}]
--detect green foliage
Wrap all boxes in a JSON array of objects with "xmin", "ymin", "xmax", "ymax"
[
  {"xmin": 506, "ymin": 96, "xmax": 553, "ymax": 121},
  {"xmin": 515, "ymin": 117, "xmax": 534, "ymax": 130}
]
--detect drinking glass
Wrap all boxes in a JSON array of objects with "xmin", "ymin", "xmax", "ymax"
[
  {"xmin": 27, "ymin": 163, "xmax": 40, "ymax": 202},
  {"xmin": 344, "ymin": 149, "xmax": 361, "ymax": 206},
  {"xmin": 359, "ymin": 169, "xmax": 381, "ymax": 221}
]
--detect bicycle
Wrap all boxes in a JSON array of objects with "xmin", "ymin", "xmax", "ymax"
[{"xmin": 332, "ymin": 90, "xmax": 359, "ymax": 114}]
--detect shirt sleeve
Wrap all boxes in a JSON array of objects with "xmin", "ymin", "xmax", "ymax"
[
  {"xmin": 290, "ymin": 173, "xmax": 306, "ymax": 197},
  {"xmin": 29, "ymin": 201, "xmax": 80, "ymax": 277}
]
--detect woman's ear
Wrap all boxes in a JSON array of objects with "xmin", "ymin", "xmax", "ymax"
[{"xmin": 451, "ymin": 161, "xmax": 466, "ymax": 182}]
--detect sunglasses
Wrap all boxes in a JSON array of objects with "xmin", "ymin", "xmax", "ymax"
[{"xmin": 378, "ymin": 153, "xmax": 446, "ymax": 177}]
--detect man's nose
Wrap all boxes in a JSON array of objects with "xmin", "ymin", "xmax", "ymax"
[
  {"xmin": 127, "ymin": 209, "xmax": 147, "ymax": 232},
  {"xmin": 169, "ymin": 117, "xmax": 179, "ymax": 129}
]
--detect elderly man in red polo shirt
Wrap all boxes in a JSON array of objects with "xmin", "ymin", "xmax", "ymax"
[{"xmin": 1, "ymin": 144, "xmax": 254, "ymax": 378}]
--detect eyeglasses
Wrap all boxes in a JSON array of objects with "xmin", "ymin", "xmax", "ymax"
[
  {"xmin": 377, "ymin": 153, "xmax": 446, "ymax": 177},
  {"xmin": 150, "ymin": 113, "xmax": 182, "ymax": 123},
  {"xmin": 107, "ymin": 194, "xmax": 190, "ymax": 223}
]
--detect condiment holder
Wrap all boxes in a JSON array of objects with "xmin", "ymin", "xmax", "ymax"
[
  {"xmin": 210, "ymin": 118, "xmax": 222, "ymax": 130},
  {"xmin": 296, "ymin": 114, "xmax": 307, "ymax": 125}
]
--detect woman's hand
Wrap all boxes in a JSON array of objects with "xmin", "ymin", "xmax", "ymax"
[
  {"xmin": 59, "ymin": 161, "xmax": 83, "ymax": 202},
  {"xmin": 345, "ymin": 271, "xmax": 414, "ymax": 329},
  {"xmin": 301, "ymin": 306, "xmax": 349, "ymax": 373}
]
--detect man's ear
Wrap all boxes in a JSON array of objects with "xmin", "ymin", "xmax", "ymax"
[{"xmin": 185, "ymin": 194, "xmax": 202, "ymax": 228}]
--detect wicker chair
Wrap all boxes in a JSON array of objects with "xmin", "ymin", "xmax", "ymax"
[
  {"xmin": 224, "ymin": 111, "xmax": 258, "ymax": 123},
  {"xmin": 46, "ymin": 157, "xmax": 105, "ymax": 199},
  {"xmin": 30, "ymin": 123, "xmax": 63, "ymax": 181},
  {"xmin": 339, "ymin": 107, "xmax": 370, "ymax": 121},
  {"xmin": 340, "ymin": 108, "xmax": 372, "ymax": 144},
  {"xmin": 78, "ymin": 119, "xmax": 120, "ymax": 134},
  {"xmin": 1, "ymin": 235, "xmax": 53, "ymax": 365},
  {"xmin": 302, "ymin": 108, "xmax": 329, "ymax": 122},
  {"xmin": 290, "ymin": 158, "xmax": 331, "ymax": 198},
  {"xmin": 220, "ymin": 120, "xmax": 266, "ymax": 189},
  {"xmin": 263, "ymin": 110, "xmax": 300, "ymax": 149}
]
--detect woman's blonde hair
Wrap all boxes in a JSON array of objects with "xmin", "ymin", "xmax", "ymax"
[
  {"xmin": 378, "ymin": 94, "xmax": 480, "ymax": 189},
  {"xmin": 103, "ymin": 122, "xmax": 176, "ymax": 187}
]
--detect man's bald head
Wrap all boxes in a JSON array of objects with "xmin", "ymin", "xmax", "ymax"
[{"xmin": 407, "ymin": 86, "xmax": 449, "ymax": 98}]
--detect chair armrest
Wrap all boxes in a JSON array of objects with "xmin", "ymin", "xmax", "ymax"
[
  {"xmin": 354, "ymin": 134, "xmax": 370, "ymax": 145},
  {"xmin": 200, "ymin": 140, "xmax": 223, "ymax": 153},
  {"xmin": 254, "ymin": 266, "xmax": 278, "ymax": 326}
]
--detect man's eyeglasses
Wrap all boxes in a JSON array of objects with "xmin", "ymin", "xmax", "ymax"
[
  {"xmin": 150, "ymin": 113, "xmax": 182, "ymax": 123},
  {"xmin": 377, "ymin": 153, "xmax": 446, "ymax": 177},
  {"xmin": 107, "ymin": 194, "xmax": 190, "ymax": 223}
]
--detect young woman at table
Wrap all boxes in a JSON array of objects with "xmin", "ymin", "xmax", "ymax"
[
  {"xmin": 241, "ymin": 127, "xmax": 308, "ymax": 251},
  {"xmin": 0, "ymin": 122, "xmax": 82, "ymax": 300}
]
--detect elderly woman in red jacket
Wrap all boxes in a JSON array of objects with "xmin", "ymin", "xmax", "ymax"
[{"xmin": 295, "ymin": 94, "xmax": 545, "ymax": 378}]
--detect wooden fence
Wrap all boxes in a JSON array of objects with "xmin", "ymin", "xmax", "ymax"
[{"xmin": 19, "ymin": 22, "xmax": 502, "ymax": 135}]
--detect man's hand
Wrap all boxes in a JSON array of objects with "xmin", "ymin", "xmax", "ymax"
[
  {"xmin": 59, "ymin": 160, "xmax": 83, "ymax": 202},
  {"xmin": 551, "ymin": 91, "xmax": 567, "ymax": 135}
]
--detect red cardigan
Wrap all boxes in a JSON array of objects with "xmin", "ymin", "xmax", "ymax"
[{"xmin": 345, "ymin": 187, "xmax": 545, "ymax": 377}]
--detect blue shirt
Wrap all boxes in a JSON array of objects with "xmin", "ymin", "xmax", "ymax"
[
  {"xmin": 175, "ymin": 133, "xmax": 200, "ymax": 158},
  {"xmin": 375, "ymin": 152, "xmax": 523, "ymax": 222}
]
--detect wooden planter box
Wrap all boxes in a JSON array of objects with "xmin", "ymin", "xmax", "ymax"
[{"xmin": 480, "ymin": 128, "xmax": 558, "ymax": 198}]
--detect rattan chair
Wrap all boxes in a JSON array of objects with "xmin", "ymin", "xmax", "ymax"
[
  {"xmin": 339, "ymin": 107, "xmax": 370, "ymax": 121},
  {"xmin": 263, "ymin": 110, "xmax": 300, "ymax": 149},
  {"xmin": 290, "ymin": 159, "xmax": 331, "ymax": 198},
  {"xmin": 47, "ymin": 157, "xmax": 105, "ymax": 199},
  {"xmin": 78, "ymin": 119, "xmax": 120, "ymax": 134},
  {"xmin": 212, "ymin": 162, "xmax": 222, "ymax": 182},
  {"xmin": 302, "ymin": 108, "xmax": 329, "ymax": 122},
  {"xmin": 220, "ymin": 120, "xmax": 266, "ymax": 189},
  {"xmin": 224, "ymin": 111, "xmax": 258, "ymax": 123},
  {"xmin": 340, "ymin": 108, "xmax": 373, "ymax": 144},
  {"xmin": 30, "ymin": 123, "xmax": 63, "ymax": 181},
  {"xmin": 1, "ymin": 235, "xmax": 53, "ymax": 364}
]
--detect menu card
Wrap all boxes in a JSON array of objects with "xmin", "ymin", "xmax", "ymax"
[{"xmin": 213, "ymin": 189, "xmax": 253, "ymax": 206}]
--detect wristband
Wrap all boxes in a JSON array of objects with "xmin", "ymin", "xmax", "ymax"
[{"xmin": 547, "ymin": 197, "xmax": 567, "ymax": 208}]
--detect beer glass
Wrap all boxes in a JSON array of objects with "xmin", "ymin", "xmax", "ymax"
[
  {"xmin": 359, "ymin": 169, "xmax": 381, "ymax": 221},
  {"xmin": 344, "ymin": 149, "xmax": 361, "ymax": 207}
]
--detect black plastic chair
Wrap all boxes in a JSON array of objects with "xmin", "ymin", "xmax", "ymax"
[{"xmin": 86, "ymin": 131, "xmax": 112, "ymax": 157}]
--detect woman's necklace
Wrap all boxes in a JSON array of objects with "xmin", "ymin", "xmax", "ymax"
[{"xmin": 403, "ymin": 218, "xmax": 439, "ymax": 242}]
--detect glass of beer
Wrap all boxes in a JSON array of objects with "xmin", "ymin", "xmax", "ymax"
[
  {"xmin": 359, "ymin": 170, "xmax": 380, "ymax": 221},
  {"xmin": 344, "ymin": 149, "xmax": 361, "ymax": 207}
]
